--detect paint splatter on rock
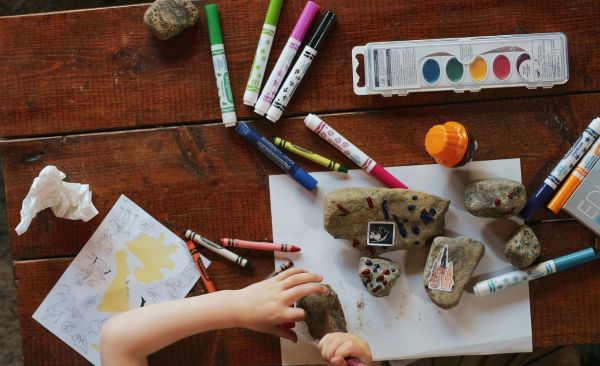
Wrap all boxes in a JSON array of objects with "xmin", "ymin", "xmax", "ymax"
[
  {"xmin": 358, "ymin": 257, "xmax": 401, "ymax": 297},
  {"xmin": 324, "ymin": 188, "xmax": 450, "ymax": 254},
  {"xmin": 464, "ymin": 179, "xmax": 526, "ymax": 218},
  {"xmin": 504, "ymin": 225, "xmax": 541, "ymax": 268}
]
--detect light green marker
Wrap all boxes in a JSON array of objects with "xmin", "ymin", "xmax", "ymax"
[
  {"xmin": 205, "ymin": 4, "xmax": 236, "ymax": 127},
  {"xmin": 243, "ymin": 0, "xmax": 284, "ymax": 107}
]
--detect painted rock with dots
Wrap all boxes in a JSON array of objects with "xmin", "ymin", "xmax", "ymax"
[
  {"xmin": 358, "ymin": 257, "xmax": 401, "ymax": 297},
  {"xmin": 504, "ymin": 225, "xmax": 541, "ymax": 269},
  {"xmin": 323, "ymin": 188, "xmax": 450, "ymax": 255},
  {"xmin": 423, "ymin": 236, "xmax": 484, "ymax": 309},
  {"xmin": 464, "ymin": 179, "xmax": 526, "ymax": 218}
]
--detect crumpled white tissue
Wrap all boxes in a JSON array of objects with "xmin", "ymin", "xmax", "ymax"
[{"xmin": 16, "ymin": 165, "xmax": 99, "ymax": 235}]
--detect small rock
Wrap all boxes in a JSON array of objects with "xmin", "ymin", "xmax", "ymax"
[
  {"xmin": 504, "ymin": 225, "xmax": 541, "ymax": 268},
  {"xmin": 296, "ymin": 284, "xmax": 347, "ymax": 339},
  {"xmin": 423, "ymin": 236, "xmax": 484, "ymax": 309},
  {"xmin": 464, "ymin": 179, "xmax": 526, "ymax": 218},
  {"xmin": 324, "ymin": 188, "xmax": 450, "ymax": 255},
  {"xmin": 144, "ymin": 0, "xmax": 199, "ymax": 40},
  {"xmin": 358, "ymin": 257, "xmax": 401, "ymax": 297}
]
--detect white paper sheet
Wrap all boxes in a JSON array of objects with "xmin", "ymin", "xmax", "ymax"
[
  {"xmin": 269, "ymin": 159, "xmax": 532, "ymax": 364},
  {"xmin": 33, "ymin": 195, "xmax": 205, "ymax": 365}
]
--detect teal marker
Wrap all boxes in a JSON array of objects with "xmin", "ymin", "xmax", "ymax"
[
  {"xmin": 243, "ymin": 0, "xmax": 284, "ymax": 107},
  {"xmin": 205, "ymin": 4, "xmax": 236, "ymax": 127}
]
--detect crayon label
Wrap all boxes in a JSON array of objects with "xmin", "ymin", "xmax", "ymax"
[
  {"xmin": 245, "ymin": 24, "xmax": 276, "ymax": 93},
  {"xmin": 211, "ymin": 44, "xmax": 235, "ymax": 114},
  {"xmin": 427, "ymin": 245, "xmax": 454, "ymax": 292}
]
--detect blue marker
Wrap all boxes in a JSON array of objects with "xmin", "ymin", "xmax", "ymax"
[
  {"xmin": 235, "ymin": 122, "xmax": 318, "ymax": 191},
  {"xmin": 520, "ymin": 117, "xmax": 600, "ymax": 220},
  {"xmin": 473, "ymin": 247, "xmax": 599, "ymax": 296}
]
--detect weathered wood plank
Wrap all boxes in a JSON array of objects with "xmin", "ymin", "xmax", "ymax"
[
  {"xmin": 13, "ymin": 220, "xmax": 598, "ymax": 364},
  {"xmin": 3, "ymin": 92, "xmax": 598, "ymax": 260},
  {"xmin": 2, "ymin": 0, "xmax": 600, "ymax": 137}
]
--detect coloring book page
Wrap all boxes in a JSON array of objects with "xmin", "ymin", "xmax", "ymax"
[
  {"xmin": 33, "ymin": 195, "xmax": 204, "ymax": 365},
  {"xmin": 270, "ymin": 159, "xmax": 532, "ymax": 364}
]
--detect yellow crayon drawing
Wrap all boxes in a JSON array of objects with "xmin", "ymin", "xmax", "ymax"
[
  {"xmin": 97, "ymin": 250, "xmax": 130, "ymax": 313},
  {"xmin": 127, "ymin": 233, "xmax": 177, "ymax": 283}
]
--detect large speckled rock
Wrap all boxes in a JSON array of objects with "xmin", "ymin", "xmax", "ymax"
[
  {"xmin": 504, "ymin": 225, "xmax": 541, "ymax": 268},
  {"xmin": 143, "ymin": 0, "xmax": 199, "ymax": 40},
  {"xmin": 423, "ymin": 236, "xmax": 484, "ymax": 309},
  {"xmin": 464, "ymin": 179, "xmax": 526, "ymax": 218},
  {"xmin": 297, "ymin": 285, "xmax": 347, "ymax": 339},
  {"xmin": 324, "ymin": 188, "xmax": 450, "ymax": 255},
  {"xmin": 358, "ymin": 257, "xmax": 401, "ymax": 297}
]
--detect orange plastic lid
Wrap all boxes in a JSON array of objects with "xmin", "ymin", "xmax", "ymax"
[{"xmin": 425, "ymin": 121, "xmax": 469, "ymax": 167}]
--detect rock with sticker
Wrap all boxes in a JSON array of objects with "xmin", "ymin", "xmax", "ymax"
[
  {"xmin": 323, "ymin": 187, "xmax": 450, "ymax": 255},
  {"xmin": 464, "ymin": 179, "xmax": 526, "ymax": 218},
  {"xmin": 423, "ymin": 236, "xmax": 484, "ymax": 309},
  {"xmin": 143, "ymin": 0, "xmax": 199, "ymax": 40},
  {"xmin": 504, "ymin": 225, "xmax": 541, "ymax": 268},
  {"xmin": 358, "ymin": 257, "xmax": 401, "ymax": 297}
]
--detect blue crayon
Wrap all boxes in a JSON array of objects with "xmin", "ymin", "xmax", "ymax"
[
  {"xmin": 235, "ymin": 122, "xmax": 318, "ymax": 191},
  {"xmin": 520, "ymin": 117, "xmax": 600, "ymax": 220}
]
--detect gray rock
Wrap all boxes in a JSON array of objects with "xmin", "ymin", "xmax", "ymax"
[
  {"xmin": 143, "ymin": 0, "xmax": 199, "ymax": 40},
  {"xmin": 324, "ymin": 188, "xmax": 450, "ymax": 255},
  {"xmin": 464, "ymin": 179, "xmax": 526, "ymax": 218},
  {"xmin": 504, "ymin": 225, "xmax": 541, "ymax": 268},
  {"xmin": 296, "ymin": 284, "xmax": 347, "ymax": 339},
  {"xmin": 358, "ymin": 257, "xmax": 401, "ymax": 297},
  {"xmin": 423, "ymin": 236, "xmax": 484, "ymax": 309}
]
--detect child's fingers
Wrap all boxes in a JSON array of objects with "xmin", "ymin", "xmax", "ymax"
[
  {"xmin": 274, "ymin": 267, "xmax": 306, "ymax": 281},
  {"xmin": 330, "ymin": 356, "xmax": 347, "ymax": 366},
  {"xmin": 334, "ymin": 341, "xmax": 356, "ymax": 359},
  {"xmin": 321, "ymin": 334, "xmax": 344, "ymax": 362},
  {"xmin": 270, "ymin": 325, "xmax": 298, "ymax": 343},
  {"xmin": 284, "ymin": 307, "xmax": 306, "ymax": 322},
  {"xmin": 285, "ymin": 283, "xmax": 328, "ymax": 303},
  {"xmin": 281, "ymin": 272, "xmax": 323, "ymax": 290}
]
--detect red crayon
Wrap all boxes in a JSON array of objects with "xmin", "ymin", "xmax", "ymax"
[
  {"xmin": 186, "ymin": 241, "xmax": 217, "ymax": 293},
  {"xmin": 221, "ymin": 238, "xmax": 301, "ymax": 253}
]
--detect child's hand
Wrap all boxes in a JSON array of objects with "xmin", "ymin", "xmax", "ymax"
[
  {"xmin": 319, "ymin": 332, "xmax": 372, "ymax": 366},
  {"xmin": 232, "ymin": 267, "xmax": 327, "ymax": 342}
]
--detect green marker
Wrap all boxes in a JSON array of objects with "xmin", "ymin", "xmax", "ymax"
[
  {"xmin": 273, "ymin": 137, "xmax": 349, "ymax": 173},
  {"xmin": 243, "ymin": 0, "xmax": 284, "ymax": 107},
  {"xmin": 205, "ymin": 4, "xmax": 236, "ymax": 127}
]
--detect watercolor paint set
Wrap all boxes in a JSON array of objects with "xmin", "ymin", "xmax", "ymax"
[{"xmin": 352, "ymin": 32, "xmax": 568, "ymax": 97}]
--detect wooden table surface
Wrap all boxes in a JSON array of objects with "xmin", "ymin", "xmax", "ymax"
[{"xmin": 2, "ymin": 1, "xmax": 600, "ymax": 364}]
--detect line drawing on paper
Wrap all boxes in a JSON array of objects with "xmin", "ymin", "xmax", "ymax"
[
  {"xmin": 83, "ymin": 295, "xmax": 98, "ymax": 308},
  {"xmin": 145, "ymin": 286, "xmax": 162, "ymax": 302},
  {"xmin": 75, "ymin": 253, "xmax": 111, "ymax": 288},
  {"xmin": 72, "ymin": 334, "xmax": 88, "ymax": 355},
  {"xmin": 95, "ymin": 231, "xmax": 114, "ymax": 255},
  {"xmin": 108, "ymin": 207, "xmax": 139, "ymax": 237},
  {"xmin": 139, "ymin": 219, "xmax": 153, "ymax": 232},
  {"xmin": 88, "ymin": 318, "xmax": 107, "ymax": 335},
  {"xmin": 165, "ymin": 262, "xmax": 197, "ymax": 299},
  {"xmin": 61, "ymin": 321, "xmax": 75, "ymax": 334},
  {"xmin": 42, "ymin": 285, "xmax": 82, "ymax": 324}
]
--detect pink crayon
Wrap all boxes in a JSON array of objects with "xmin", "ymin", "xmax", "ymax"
[
  {"xmin": 221, "ymin": 238, "xmax": 301, "ymax": 252},
  {"xmin": 304, "ymin": 114, "xmax": 408, "ymax": 189}
]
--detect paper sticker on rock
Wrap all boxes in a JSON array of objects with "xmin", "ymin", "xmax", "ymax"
[
  {"xmin": 324, "ymin": 188, "xmax": 450, "ymax": 254},
  {"xmin": 367, "ymin": 222, "xmax": 395, "ymax": 246},
  {"xmin": 358, "ymin": 257, "xmax": 401, "ymax": 297},
  {"xmin": 426, "ymin": 245, "xmax": 454, "ymax": 292},
  {"xmin": 423, "ymin": 236, "xmax": 484, "ymax": 309}
]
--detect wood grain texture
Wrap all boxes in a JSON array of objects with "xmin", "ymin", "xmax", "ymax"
[
  {"xmin": 2, "ymin": 0, "xmax": 600, "ymax": 137},
  {"xmin": 3, "ymin": 92, "xmax": 599, "ymax": 260}
]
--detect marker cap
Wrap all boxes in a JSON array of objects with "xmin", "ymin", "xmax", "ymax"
[
  {"xmin": 265, "ymin": 0, "xmax": 284, "ymax": 26},
  {"xmin": 425, "ymin": 121, "xmax": 471, "ymax": 168},
  {"xmin": 519, "ymin": 184, "xmax": 554, "ymax": 220},
  {"xmin": 266, "ymin": 106, "xmax": 283, "ymax": 122},
  {"xmin": 307, "ymin": 11, "xmax": 336, "ymax": 51},
  {"xmin": 243, "ymin": 90, "xmax": 259, "ymax": 107},
  {"xmin": 222, "ymin": 112, "xmax": 237, "ymax": 127},
  {"xmin": 291, "ymin": 1, "xmax": 320, "ymax": 42},
  {"xmin": 291, "ymin": 168, "xmax": 318, "ymax": 191},
  {"xmin": 205, "ymin": 4, "xmax": 223, "ymax": 45}
]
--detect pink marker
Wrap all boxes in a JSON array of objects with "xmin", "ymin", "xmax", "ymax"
[
  {"xmin": 254, "ymin": 1, "xmax": 319, "ymax": 115},
  {"xmin": 304, "ymin": 114, "xmax": 408, "ymax": 189}
]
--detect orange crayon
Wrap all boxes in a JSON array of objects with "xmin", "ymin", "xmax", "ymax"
[
  {"xmin": 548, "ymin": 138, "xmax": 600, "ymax": 213},
  {"xmin": 186, "ymin": 241, "xmax": 217, "ymax": 293}
]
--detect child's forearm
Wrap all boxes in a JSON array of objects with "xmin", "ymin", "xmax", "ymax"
[{"xmin": 100, "ymin": 290, "xmax": 239, "ymax": 366}]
